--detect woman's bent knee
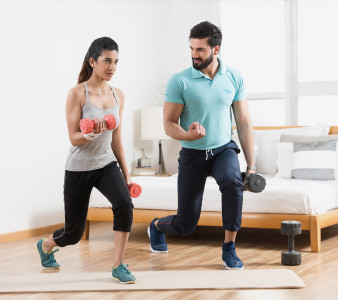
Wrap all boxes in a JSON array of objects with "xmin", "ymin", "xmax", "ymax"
[{"xmin": 113, "ymin": 202, "xmax": 133, "ymax": 230}]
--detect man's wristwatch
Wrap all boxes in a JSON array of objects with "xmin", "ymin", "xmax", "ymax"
[{"xmin": 246, "ymin": 166, "xmax": 256, "ymax": 171}]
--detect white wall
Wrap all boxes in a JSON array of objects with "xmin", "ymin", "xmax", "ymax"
[{"xmin": 0, "ymin": 0, "xmax": 220, "ymax": 235}]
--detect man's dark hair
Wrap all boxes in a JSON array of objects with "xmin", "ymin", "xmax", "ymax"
[{"xmin": 189, "ymin": 21, "xmax": 222, "ymax": 48}]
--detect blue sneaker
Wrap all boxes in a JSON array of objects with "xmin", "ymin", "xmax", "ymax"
[
  {"xmin": 147, "ymin": 218, "xmax": 168, "ymax": 253},
  {"xmin": 112, "ymin": 262, "xmax": 136, "ymax": 284},
  {"xmin": 37, "ymin": 238, "xmax": 60, "ymax": 269},
  {"xmin": 222, "ymin": 241, "xmax": 244, "ymax": 270}
]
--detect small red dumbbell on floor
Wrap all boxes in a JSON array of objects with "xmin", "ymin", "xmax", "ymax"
[
  {"xmin": 80, "ymin": 114, "xmax": 116, "ymax": 134},
  {"xmin": 128, "ymin": 183, "xmax": 142, "ymax": 198}
]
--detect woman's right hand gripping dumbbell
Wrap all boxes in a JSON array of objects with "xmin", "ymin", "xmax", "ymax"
[{"xmin": 80, "ymin": 114, "xmax": 116, "ymax": 141}]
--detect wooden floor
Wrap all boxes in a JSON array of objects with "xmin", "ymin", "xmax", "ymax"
[{"xmin": 1, "ymin": 222, "xmax": 338, "ymax": 299}]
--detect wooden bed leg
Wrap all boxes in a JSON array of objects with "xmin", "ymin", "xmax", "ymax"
[
  {"xmin": 82, "ymin": 220, "xmax": 90, "ymax": 240},
  {"xmin": 310, "ymin": 215, "xmax": 321, "ymax": 253}
]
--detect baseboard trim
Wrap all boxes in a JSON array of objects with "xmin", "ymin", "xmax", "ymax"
[{"xmin": 0, "ymin": 223, "xmax": 65, "ymax": 244}]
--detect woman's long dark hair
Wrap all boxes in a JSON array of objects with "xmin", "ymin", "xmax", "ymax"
[{"xmin": 78, "ymin": 37, "xmax": 119, "ymax": 84}]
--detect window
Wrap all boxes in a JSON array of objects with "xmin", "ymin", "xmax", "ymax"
[
  {"xmin": 220, "ymin": 0, "xmax": 338, "ymax": 126},
  {"xmin": 248, "ymin": 99, "xmax": 285, "ymax": 126},
  {"xmin": 298, "ymin": 96, "xmax": 338, "ymax": 126},
  {"xmin": 298, "ymin": 1, "xmax": 338, "ymax": 82}
]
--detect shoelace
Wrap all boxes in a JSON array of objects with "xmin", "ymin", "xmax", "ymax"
[
  {"xmin": 46, "ymin": 249, "xmax": 59, "ymax": 263},
  {"xmin": 119, "ymin": 263, "xmax": 131, "ymax": 274},
  {"xmin": 224, "ymin": 248, "xmax": 239, "ymax": 261}
]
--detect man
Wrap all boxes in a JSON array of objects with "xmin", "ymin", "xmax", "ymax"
[{"xmin": 147, "ymin": 21, "xmax": 255, "ymax": 270}]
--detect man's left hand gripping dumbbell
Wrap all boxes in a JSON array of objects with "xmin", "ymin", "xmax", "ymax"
[{"xmin": 241, "ymin": 170, "xmax": 266, "ymax": 193}]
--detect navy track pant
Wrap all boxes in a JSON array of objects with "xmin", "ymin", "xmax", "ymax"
[{"xmin": 157, "ymin": 140, "xmax": 244, "ymax": 235}]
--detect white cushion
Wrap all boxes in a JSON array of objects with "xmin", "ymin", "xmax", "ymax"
[
  {"xmin": 291, "ymin": 140, "xmax": 337, "ymax": 180},
  {"xmin": 253, "ymin": 124, "xmax": 330, "ymax": 175},
  {"xmin": 276, "ymin": 134, "xmax": 338, "ymax": 179}
]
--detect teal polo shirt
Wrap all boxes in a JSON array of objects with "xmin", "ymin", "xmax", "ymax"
[{"xmin": 165, "ymin": 58, "xmax": 246, "ymax": 150}]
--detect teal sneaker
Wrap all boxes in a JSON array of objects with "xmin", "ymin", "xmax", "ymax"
[
  {"xmin": 37, "ymin": 238, "xmax": 60, "ymax": 269},
  {"xmin": 112, "ymin": 262, "xmax": 136, "ymax": 284}
]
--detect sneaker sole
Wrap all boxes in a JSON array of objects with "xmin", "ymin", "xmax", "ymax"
[
  {"xmin": 147, "ymin": 227, "xmax": 168, "ymax": 253},
  {"xmin": 222, "ymin": 260, "xmax": 244, "ymax": 270},
  {"xmin": 36, "ymin": 245, "xmax": 60, "ymax": 269},
  {"xmin": 113, "ymin": 277, "xmax": 135, "ymax": 284}
]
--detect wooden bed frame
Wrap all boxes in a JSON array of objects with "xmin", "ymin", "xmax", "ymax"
[{"xmin": 84, "ymin": 126, "xmax": 338, "ymax": 253}]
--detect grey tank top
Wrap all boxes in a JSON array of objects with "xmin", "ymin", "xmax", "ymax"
[{"xmin": 65, "ymin": 82, "xmax": 120, "ymax": 171}]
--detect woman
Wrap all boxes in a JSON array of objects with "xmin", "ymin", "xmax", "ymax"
[{"xmin": 37, "ymin": 37, "xmax": 136, "ymax": 284}]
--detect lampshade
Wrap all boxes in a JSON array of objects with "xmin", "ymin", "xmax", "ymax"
[{"xmin": 141, "ymin": 107, "xmax": 171, "ymax": 140}]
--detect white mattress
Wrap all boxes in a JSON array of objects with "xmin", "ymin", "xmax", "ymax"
[{"xmin": 89, "ymin": 175, "xmax": 338, "ymax": 215}]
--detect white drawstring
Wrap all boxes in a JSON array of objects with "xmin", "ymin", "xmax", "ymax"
[{"xmin": 205, "ymin": 149, "xmax": 214, "ymax": 160}]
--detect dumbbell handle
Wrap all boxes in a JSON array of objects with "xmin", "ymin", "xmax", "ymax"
[
  {"xmin": 90, "ymin": 119, "xmax": 104, "ymax": 127},
  {"xmin": 88, "ymin": 117, "xmax": 110, "ymax": 128},
  {"xmin": 80, "ymin": 114, "xmax": 116, "ymax": 134},
  {"xmin": 80, "ymin": 119, "xmax": 105, "ymax": 134},
  {"xmin": 288, "ymin": 234, "xmax": 295, "ymax": 252},
  {"xmin": 88, "ymin": 118, "xmax": 111, "ymax": 129}
]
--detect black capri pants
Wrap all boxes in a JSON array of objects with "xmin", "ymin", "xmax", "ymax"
[
  {"xmin": 53, "ymin": 161, "xmax": 134, "ymax": 247},
  {"xmin": 157, "ymin": 141, "xmax": 244, "ymax": 235}
]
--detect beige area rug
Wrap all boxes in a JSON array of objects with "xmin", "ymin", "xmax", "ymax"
[{"xmin": 0, "ymin": 269, "xmax": 305, "ymax": 293}]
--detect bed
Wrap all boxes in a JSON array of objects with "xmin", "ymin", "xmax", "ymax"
[{"xmin": 84, "ymin": 126, "xmax": 338, "ymax": 253}]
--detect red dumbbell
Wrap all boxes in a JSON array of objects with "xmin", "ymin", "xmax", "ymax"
[
  {"xmin": 128, "ymin": 183, "xmax": 142, "ymax": 198},
  {"xmin": 80, "ymin": 114, "xmax": 116, "ymax": 134}
]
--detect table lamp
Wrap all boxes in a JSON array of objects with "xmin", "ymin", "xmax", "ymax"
[{"xmin": 141, "ymin": 107, "xmax": 170, "ymax": 174}]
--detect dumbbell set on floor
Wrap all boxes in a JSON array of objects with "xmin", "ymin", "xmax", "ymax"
[
  {"xmin": 241, "ymin": 172, "xmax": 266, "ymax": 193},
  {"xmin": 80, "ymin": 114, "xmax": 116, "ymax": 134},
  {"xmin": 281, "ymin": 220, "xmax": 302, "ymax": 266}
]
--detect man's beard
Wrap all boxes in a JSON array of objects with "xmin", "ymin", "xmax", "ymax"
[{"xmin": 192, "ymin": 52, "xmax": 214, "ymax": 70}]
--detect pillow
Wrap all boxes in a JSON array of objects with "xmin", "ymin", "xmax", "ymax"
[
  {"xmin": 275, "ymin": 142, "xmax": 293, "ymax": 178},
  {"xmin": 281, "ymin": 134, "xmax": 338, "ymax": 143},
  {"xmin": 232, "ymin": 132, "xmax": 259, "ymax": 172},
  {"xmin": 276, "ymin": 134, "xmax": 338, "ymax": 179},
  {"xmin": 291, "ymin": 140, "xmax": 337, "ymax": 180},
  {"xmin": 253, "ymin": 124, "xmax": 330, "ymax": 175}
]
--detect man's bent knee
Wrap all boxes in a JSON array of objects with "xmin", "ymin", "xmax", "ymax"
[{"xmin": 175, "ymin": 222, "xmax": 197, "ymax": 236}]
